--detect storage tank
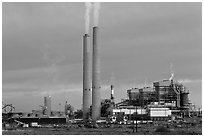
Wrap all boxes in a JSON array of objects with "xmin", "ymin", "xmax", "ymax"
[{"xmin": 180, "ymin": 92, "xmax": 189, "ymax": 107}]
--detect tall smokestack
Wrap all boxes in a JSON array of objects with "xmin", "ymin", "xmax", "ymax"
[
  {"xmin": 44, "ymin": 96, "xmax": 51, "ymax": 117},
  {"xmin": 83, "ymin": 34, "xmax": 92, "ymax": 121},
  {"xmin": 111, "ymin": 85, "xmax": 114, "ymax": 100},
  {"xmin": 92, "ymin": 26, "xmax": 101, "ymax": 122}
]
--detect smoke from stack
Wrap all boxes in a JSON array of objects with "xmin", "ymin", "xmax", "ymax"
[
  {"xmin": 169, "ymin": 63, "xmax": 174, "ymax": 81},
  {"xmin": 93, "ymin": 2, "xmax": 101, "ymax": 26},
  {"xmin": 85, "ymin": 2, "xmax": 92, "ymax": 34}
]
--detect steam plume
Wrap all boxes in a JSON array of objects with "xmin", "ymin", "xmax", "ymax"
[
  {"xmin": 93, "ymin": 2, "xmax": 101, "ymax": 26},
  {"xmin": 85, "ymin": 2, "xmax": 92, "ymax": 34},
  {"xmin": 169, "ymin": 63, "xmax": 174, "ymax": 81}
]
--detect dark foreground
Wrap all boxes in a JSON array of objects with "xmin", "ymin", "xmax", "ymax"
[{"xmin": 2, "ymin": 123, "xmax": 202, "ymax": 135}]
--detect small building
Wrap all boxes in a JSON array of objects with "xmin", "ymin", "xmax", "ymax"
[
  {"xmin": 112, "ymin": 107, "xmax": 149, "ymax": 121},
  {"xmin": 148, "ymin": 107, "xmax": 171, "ymax": 121}
]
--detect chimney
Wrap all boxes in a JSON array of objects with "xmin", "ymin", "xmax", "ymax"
[
  {"xmin": 44, "ymin": 96, "xmax": 51, "ymax": 117},
  {"xmin": 92, "ymin": 26, "xmax": 101, "ymax": 122},
  {"xmin": 82, "ymin": 34, "xmax": 92, "ymax": 121},
  {"xmin": 111, "ymin": 85, "xmax": 114, "ymax": 100}
]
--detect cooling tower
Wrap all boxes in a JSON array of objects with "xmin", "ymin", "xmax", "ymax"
[
  {"xmin": 82, "ymin": 34, "xmax": 92, "ymax": 121},
  {"xmin": 92, "ymin": 26, "xmax": 101, "ymax": 122}
]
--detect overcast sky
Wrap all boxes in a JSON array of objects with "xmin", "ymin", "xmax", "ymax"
[{"xmin": 2, "ymin": 2, "xmax": 202, "ymax": 112}]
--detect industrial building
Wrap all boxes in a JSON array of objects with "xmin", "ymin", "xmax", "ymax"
[
  {"xmin": 2, "ymin": 96, "xmax": 73, "ymax": 127},
  {"xmin": 124, "ymin": 79, "xmax": 189, "ymax": 109},
  {"xmin": 112, "ymin": 79, "xmax": 191, "ymax": 122}
]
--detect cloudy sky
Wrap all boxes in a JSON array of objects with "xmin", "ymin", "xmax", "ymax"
[{"xmin": 2, "ymin": 2, "xmax": 202, "ymax": 112}]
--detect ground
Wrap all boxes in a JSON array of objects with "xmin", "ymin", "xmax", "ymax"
[{"xmin": 2, "ymin": 122, "xmax": 202, "ymax": 135}]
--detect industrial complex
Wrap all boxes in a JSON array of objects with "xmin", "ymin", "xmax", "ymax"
[
  {"xmin": 2, "ymin": 76, "xmax": 202, "ymax": 133},
  {"xmin": 2, "ymin": 16, "xmax": 202, "ymax": 135},
  {"xmin": 112, "ymin": 79, "xmax": 197, "ymax": 122},
  {"xmin": 2, "ymin": 2, "xmax": 202, "ymax": 135}
]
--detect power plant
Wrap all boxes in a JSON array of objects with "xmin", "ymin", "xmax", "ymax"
[
  {"xmin": 2, "ymin": 2, "xmax": 202, "ymax": 135},
  {"xmin": 80, "ymin": 23, "xmax": 199, "ymax": 125},
  {"xmin": 3, "ymin": 11, "xmax": 201, "ymax": 131}
]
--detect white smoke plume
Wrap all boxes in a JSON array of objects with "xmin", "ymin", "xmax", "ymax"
[
  {"xmin": 85, "ymin": 2, "xmax": 92, "ymax": 34},
  {"xmin": 169, "ymin": 63, "xmax": 174, "ymax": 81},
  {"xmin": 93, "ymin": 2, "xmax": 101, "ymax": 26}
]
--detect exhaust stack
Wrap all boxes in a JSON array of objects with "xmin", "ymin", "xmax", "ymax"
[
  {"xmin": 111, "ymin": 85, "xmax": 114, "ymax": 100},
  {"xmin": 83, "ymin": 34, "xmax": 92, "ymax": 121},
  {"xmin": 92, "ymin": 26, "xmax": 101, "ymax": 122},
  {"xmin": 44, "ymin": 96, "xmax": 51, "ymax": 117}
]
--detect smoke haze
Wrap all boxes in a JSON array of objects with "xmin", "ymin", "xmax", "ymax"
[
  {"xmin": 2, "ymin": 3, "xmax": 201, "ymax": 111},
  {"xmin": 169, "ymin": 63, "xmax": 174, "ymax": 80},
  {"xmin": 93, "ymin": 2, "xmax": 101, "ymax": 26},
  {"xmin": 84, "ymin": 2, "xmax": 101, "ymax": 33},
  {"xmin": 85, "ymin": 2, "xmax": 92, "ymax": 34}
]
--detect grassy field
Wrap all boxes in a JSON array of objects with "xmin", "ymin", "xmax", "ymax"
[{"xmin": 2, "ymin": 123, "xmax": 202, "ymax": 135}]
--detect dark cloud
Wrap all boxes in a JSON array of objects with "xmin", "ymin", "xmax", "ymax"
[{"xmin": 2, "ymin": 2, "xmax": 202, "ymax": 111}]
